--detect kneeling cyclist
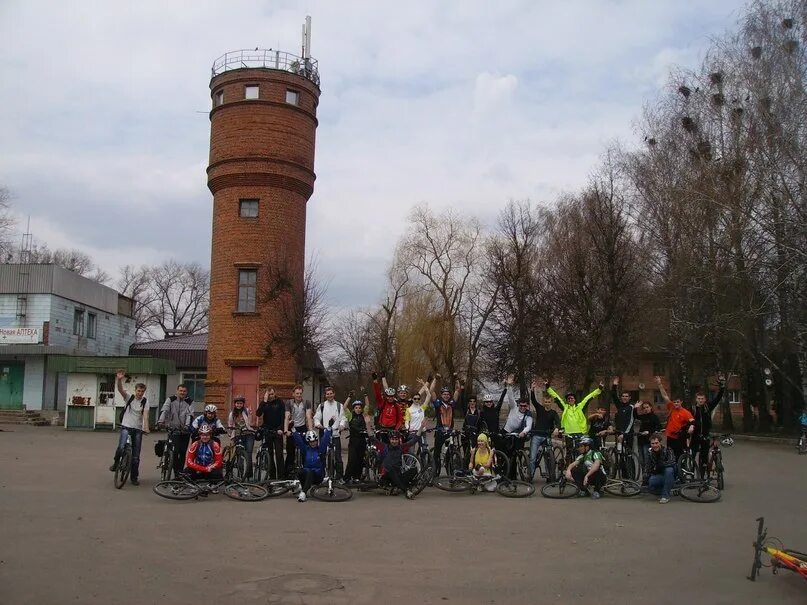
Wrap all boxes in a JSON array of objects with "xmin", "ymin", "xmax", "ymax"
[
  {"xmin": 565, "ymin": 436, "xmax": 606, "ymax": 499},
  {"xmin": 291, "ymin": 427, "xmax": 332, "ymax": 502},
  {"xmin": 373, "ymin": 429, "xmax": 421, "ymax": 499},
  {"xmin": 184, "ymin": 424, "xmax": 224, "ymax": 486}
]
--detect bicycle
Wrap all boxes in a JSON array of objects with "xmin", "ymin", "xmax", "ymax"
[
  {"xmin": 222, "ymin": 428, "xmax": 254, "ymax": 482},
  {"xmin": 704, "ymin": 433, "xmax": 725, "ymax": 490},
  {"xmin": 540, "ymin": 474, "xmax": 641, "ymax": 499},
  {"xmin": 355, "ymin": 431, "xmax": 427, "ymax": 497},
  {"xmin": 310, "ymin": 430, "xmax": 352, "ymax": 502},
  {"xmin": 748, "ymin": 516, "xmax": 807, "ymax": 582},
  {"xmin": 254, "ymin": 428, "xmax": 285, "ymax": 482},
  {"xmin": 720, "ymin": 433, "xmax": 735, "ymax": 447},
  {"xmin": 114, "ymin": 432, "xmax": 132, "ymax": 489},
  {"xmin": 153, "ymin": 473, "xmax": 269, "ymax": 501},
  {"xmin": 155, "ymin": 429, "xmax": 187, "ymax": 481},
  {"xmin": 602, "ymin": 433, "xmax": 640, "ymax": 481},
  {"xmin": 434, "ymin": 429, "xmax": 465, "ymax": 477},
  {"xmin": 434, "ymin": 469, "xmax": 535, "ymax": 498},
  {"xmin": 529, "ymin": 432, "xmax": 558, "ymax": 483},
  {"xmin": 262, "ymin": 478, "xmax": 303, "ymax": 498},
  {"xmin": 501, "ymin": 433, "xmax": 531, "ymax": 480}
]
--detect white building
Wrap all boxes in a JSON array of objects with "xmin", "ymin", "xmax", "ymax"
[{"xmin": 0, "ymin": 264, "xmax": 138, "ymax": 410}]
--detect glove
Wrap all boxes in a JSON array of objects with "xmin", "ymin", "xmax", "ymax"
[
  {"xmin": 372, "ymin": 372, "xmax": 378, "ymax": 380},
  {"xmin": 328, "ymin": 418, "xmax": 335, "ymax": 427}
]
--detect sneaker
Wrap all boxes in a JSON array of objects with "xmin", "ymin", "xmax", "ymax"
[
  {"xmin": 297, "ymin": 491, "xmax": 307, "ymax": 502},
  {"xmin": 405, "ymin": 489, "xmax": 414, "ymax": 500},
  {"xmin": 109, "ymin": 463, "xmax": 118, "ymax": 472},
  {"xmin": 591, "ymin": 490, "xmax": 601, "ymax": 500},
  {"xmin": 131, "ymin": 479, "xmax": 140, "ymax": 486},
  {"xmin": 659, "ymin": 497, "xmax": 670, "ymax": 504}
]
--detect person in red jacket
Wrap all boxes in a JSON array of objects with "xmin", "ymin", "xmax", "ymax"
[
  {"xmin": 185, "ymin": 424, "xmax": 224, "ymax": 481},
  {"xmin": 372, "ymin": 372, "xmax": 403, "ymax": 439}
]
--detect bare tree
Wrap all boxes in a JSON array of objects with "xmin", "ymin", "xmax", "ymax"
[
  {"xmin": 331, "ymin": 309, "xmax": 372, "ymax": 385},
  {"xmin": 0, "ymin": 187, "xmax": 16, "ymax": 261}
]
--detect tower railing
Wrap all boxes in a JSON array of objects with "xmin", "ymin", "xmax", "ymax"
[{"xmin": 211, "ymin": 49, "xmax": 320, "ymax": 87}]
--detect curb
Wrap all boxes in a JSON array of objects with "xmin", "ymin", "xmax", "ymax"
[{"xmin": 728, "ymin": 433, "xmax": 797, "ymax": 445}]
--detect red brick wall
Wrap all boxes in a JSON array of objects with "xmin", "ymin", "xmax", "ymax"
[{"xmin": 205, "ymin": 67, "xmax": 320, "ymax": 412}]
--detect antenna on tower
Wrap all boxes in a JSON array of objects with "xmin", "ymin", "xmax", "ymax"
[{"xmin": 302, "ymin": 15, "xmax": 312, "ymax": 59}]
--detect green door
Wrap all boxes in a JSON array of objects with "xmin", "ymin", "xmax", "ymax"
[{"xmin": 0, "ymin": 362, "xmax": 24, "ymax": 409}]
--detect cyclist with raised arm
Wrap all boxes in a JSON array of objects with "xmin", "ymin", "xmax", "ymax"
[
  {"xmin": 501, "ymin": 375, "xmax": 533, "ymax": 478},
  {"xmin": 655, "ymin": 376, "xmax": 694, "ymax": 462},
  {"xmin": 110, "ymin": 369, "xmax": 150, "ymax": 486},
  {"xmin": 430, "ymin": 373, "xmax": 460, "ymax": 476},
  {"xmin": 480, "ymin": 391, "xmax": 504, "ymax": 438},
  {"xmin": 256, "ymin": 387, "xmax": 289, "ymax": 479},
  {"xmin": 372, "ymin": 371, "xmax": 403, "ymax": 439},
  {"xmin": 643, "ymin": 433, "xmax": 676, "ymax": 504},
  {"xmin": 564, "ymin": 436, "xmax": 606, "ymax": 499},
  {"xmin": 185, "ymin": 424, "xmax": 224, "ymax": 487},
  {"xmin": 610, "ymin": 377, "xmax": 637, "ymax": 453},
  {"xmin": 227, "ymin": 395, "xmax": 255, "ymax": 479},
  {"xmin": 690, "ymin": 374, "xmax": 726, "ymax": 477},
  {"xmin": 528, "ymin": 380, "xmax": 560, "ymax": 481},
  {"xmin": 292, "ymin": 427, "xmax": 332, "ymax": 502},
  {"xmin": 314, "ymin": 386, "xmax": 347, "ymax": 480},
  {"xmin": 405, "ymin": 378, "xmax": 432, "ymax": 455},
  {"xmin": 373, "ymin": 428, "xmax": 422, "ymax": 499},
  {"xmin": 344, "ymin": 397, "xmax": 370, "ymax": 483},
  {"xmin": 546, "ymin": 379, "xmax": 603, "ymax": 451},
  {"xmin": 191, "ymin": 404, "xmax": 227, "ymax": 442},
  {"xmin": 157, "ymin": 383, "xmax": 194, "ymax": 478}
]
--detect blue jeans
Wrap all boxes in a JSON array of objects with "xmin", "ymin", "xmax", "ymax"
[
  {"xmin": 528, "ymin": 435, "xmax": 548, "ymax": 478},
  {"xmin": 648, "ymin": 466, "xmax": 675, "ymax": 498},
  {"xmin": 115, "ymin": 427, "xmax": 144, "ymax": 480}
]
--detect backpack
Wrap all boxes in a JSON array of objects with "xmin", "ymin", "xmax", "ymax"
[{"xmin": 119, "ymin": 394, "xmax": 147, "ymax": 425}]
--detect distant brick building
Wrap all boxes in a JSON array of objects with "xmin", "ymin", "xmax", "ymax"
[{"xmin": 204, "ymin": 45, "xmax": 321, "ymax": 412}]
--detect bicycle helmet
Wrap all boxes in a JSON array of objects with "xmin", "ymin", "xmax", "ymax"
[
  {"xmin": 233, "ymin": 395, "xmax": 245, "ymax": 403},
  {"xmin": 351, "ymin": 400, "xmax": 364, "ymax": 409},
  {"xmin": 482, "ymin": 393, "xmax": 494, "ymax": 403},
  {"xmin": 397, "ymin": 384, "xmax": 408, "ymax": 393},
  {"xmin": 383, "ymin": 387, "xmax": 396, "ymax": 396},
  {"xmin": 440, "ymin": 386, "xmax": 451, "ymax": 394},
  {"xmin": 305, "ymin": 430, "xmax": 318, "ymax": 443},
  {"xmin": 204, "ymin": 404, "xmax": 217, "ymax": 414},
  {"xmin": 579, "ymin": 436, "xmax": 594, "ymax": 446},
  {"xmin": 198, "ymin": 424, "xmax": 213, "ymax": 435}
]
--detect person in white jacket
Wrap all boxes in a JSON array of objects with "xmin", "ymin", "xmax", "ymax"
[
  {"xmin": 501, "ymin": 375, "xmax": 533, "ymax": 479},
  {"xmin": 314, "ymin": 386, "xmax": 348, "ymax": 480}
]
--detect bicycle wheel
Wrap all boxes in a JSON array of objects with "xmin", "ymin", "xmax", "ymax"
[
  {"xmin": 493, "ymin": 449, "xmax": 510, "ymax": 478},
  {"xmin": 553, "ymin": 446, "xmax": 565, "ymax": 473},
  {"xmin": 540, "ymin": 480, "xmax": 579, "ymax": 499},
  {"xmin": 679, "ymin": 481, "xmax": 721, "ymax": 503},
  {"xmin": 496, "ymin": 479, "xmax": 535, "ymax": 498},
  {"xmin": 604, "ymin": 479, "xmax": 642, "ymax": 497},
  {"xmin": 254, "ymin": 450, "xmax": 269, "ymax": 483},
  {"xmin": 623, "ymin": 452, "xmax": 640, "ymax": 481},
  {"xmin": 433, "ymin": 475, "xmax": 472, "ymax": 492},
  {"xmin": 411, "ymin": 464, "xmax": 434, "ymax": 497},
  {"xmin": 153, "ymin": 480, "xmax": 200, "ymax": 500},
  {"xmin": 446, "ymin": 448, "xmax": 464, "ymax": 477},
  {"xmin": 114, "ymin": 448, "xmax": 131, "ymax": 489},
  {"xmin": 234, "ymin": 451, "xmax": 247, "ymax": 481},
  {"xmin": 515, "ymin": 453, "xmax": 530, "ymax": 481},
  {"xmin": 543, "ymin": 448, "xmax": 557, "ymax": 483},
  {"xmin": 677, "ymin": 452, "xmax": 696, "ymax": 481},
  {"xmin": 224, "ymin": 482, "xmax": 269, "ymax": 502},
  {"xmin": 160, "ymin": 448, "xmax": 173, "ymax": 481},
  {"xmin": 712, "ymin": 452, "xmax": 724, "ymax": 490},
  {"xmin": 310, "ymin": 483, "xmax": 353, "ymax": 502},
  {"xmin": 401, "ymin": 453, "xmax": 421, "ymax": 475}
]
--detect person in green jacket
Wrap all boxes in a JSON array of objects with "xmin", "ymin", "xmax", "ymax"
[{"xmin": 544, "ymin": 380, "xmax": 604, "ymax": 450}]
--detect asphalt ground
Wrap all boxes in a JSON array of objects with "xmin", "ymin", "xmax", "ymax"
[{"xmin": 0, "ymin": 425, "xmax": 805, "ymax": 604}]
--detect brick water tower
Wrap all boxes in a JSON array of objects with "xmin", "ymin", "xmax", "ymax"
[{"xmin": 205, "ymin": 18, "xmax": 320, "ymax": 411}]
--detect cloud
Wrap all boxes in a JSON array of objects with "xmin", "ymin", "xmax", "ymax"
[{"xmin": 0, "ymin": 0, "xmax": 749, "ymax": 310}]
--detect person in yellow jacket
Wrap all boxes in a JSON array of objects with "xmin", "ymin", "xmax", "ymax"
[{"xmin": 544, "ymin": 380, "xmax": 604, "ymax": 450}]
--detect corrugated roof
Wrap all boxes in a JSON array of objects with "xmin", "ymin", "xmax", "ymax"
[
  {"xmin": 133, "ymin": 333, "xmax": 208, "ymax": 350},
  {"xmin": 48, "ymin": 355, "xmax": 175, "ymax": 374}
]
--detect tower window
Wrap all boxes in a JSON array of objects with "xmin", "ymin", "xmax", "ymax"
[
  {"xmin": 214, "ymin": 90, "xmax": 224, "ymax": 107},
  {"xmin": 245, "ymin": 85, "xmax": 259, "ymax": 100},
  {"xmin": 285, "ymin": 89, "xmax": 300, "ymax": 105},
  {"xmin": 239, "ymin": 199, "xmax": 259, "ymax": 218},
  {"xmin": 237, "ymin": 269, "xmax": 257, "ymax": 312}
]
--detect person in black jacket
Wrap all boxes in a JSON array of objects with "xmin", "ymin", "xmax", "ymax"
[
  {"xmin": 344, "ymin": 398, "xmax": 369, "ymax": 483},
  {"xmin": 480, "ymin": 390, "xmax": 505, "ymax": 449},
  {"xmin": 372, "ymin": 429, "xmax": 422, "ymax": 499},
  {"xmin": 528, "ymin": 381, "xmax": 560, "ymax": 481},
  {"xmin": 644, "ymin": 434, "xmax": 677, "ymax": 503},
  {"xmin": 634, "ymin": 401, "xmax": 661, "ymax": 469},
  {"xmin": 691, "ymin": 375, "xmax": 726, "ymax": 477},
  {"xmin": 610, "ymin": 377, "xmax": 637, "ymax": 452},
  {"xmin": 461, "ymin": 393, "xmax": 482, "ymax": 465}
]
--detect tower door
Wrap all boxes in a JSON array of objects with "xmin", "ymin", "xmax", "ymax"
[
  {"xmin": 0, "ymin": 362, "xmax": 25, "ymax": 409},
  {"xmin": 231, "ymin": 366, "xmax": 259, "ymax": 411}
]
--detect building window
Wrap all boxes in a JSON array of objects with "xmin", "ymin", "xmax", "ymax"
[
  {"xmin": 652, "ymin": 362, "xmax": 666, "ymax": 377},
  {"xmin": 239, "ymin": 199, "xmax": 259, "ymax": 218},
  {"xmin": 182, "ymin": 372, "xmax": 207, "ymax": 403},
  {"xmin": 214, "ymin": 90, "xmax": 224, "ymax": 107},
  {"xmin": 653, "ymin": 390, "xmax": 664, "ymax": 405},
  {"xmin": 87, "ymin": 313, "xmax": 97, "ymax": 339},
  {"xmin": 245, "ymin": 85, "xmax": 259, "ymax": 100},
  {"xmin": 237, "ymin": 269, "xmax": 257, "ymax": 312},
  {"xmin": 728, "ymin": 390, "xmax": 740, "ymax": 404},
  {"xmin": 73, "ymin": 309, "xmax": 85, "ymax": 336},
  {"xmin": 285, "ymin": 89, "xmax": 300, "ymax": 105}
]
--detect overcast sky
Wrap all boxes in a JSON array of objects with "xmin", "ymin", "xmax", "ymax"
[{"xmin": 0, "ymin": 0, "xmax": 747, "ymax": 310}]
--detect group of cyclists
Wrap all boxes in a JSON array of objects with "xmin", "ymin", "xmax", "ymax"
[{"xmin": 110, "ymin": 365, "xmax": 742, "ymax": 503}]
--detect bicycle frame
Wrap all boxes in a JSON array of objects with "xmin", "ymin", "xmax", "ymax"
[{"xmin": 749, "ymin": 517, "xmax": 807, "ymax": 582}]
